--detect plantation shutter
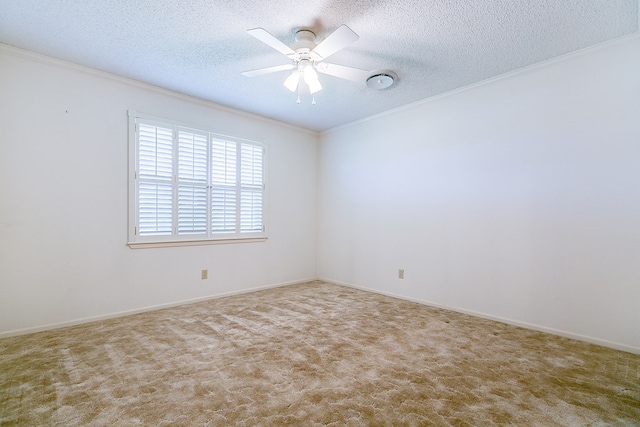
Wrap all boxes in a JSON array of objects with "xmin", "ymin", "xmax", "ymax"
[
  {"xmin": 130, "ymin": 114, "xmax": 266, "ymax": 245},
  {"xmin": 137, "ymin": 123, "xmax": 174, "ymax": 236},
  {"xmin": 177, "ymin": 129, "xmax": 208, "ymax": 235},
  {"xmin": 240, "ymin": 143, "xmax": 264, "ymax": 232},
  {"xmin": 211, "ymin": 139, "xmax": 238, "ymax": 233}
]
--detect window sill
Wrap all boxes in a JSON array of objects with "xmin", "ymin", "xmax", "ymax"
[{"xmin": 127, "ymin": 236, "xmax": 268, "ymax": 249}]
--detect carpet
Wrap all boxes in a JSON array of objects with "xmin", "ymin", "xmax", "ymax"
[{"xmin": 1, "ymin": 281, "xmax": 639, "ymax": 426}]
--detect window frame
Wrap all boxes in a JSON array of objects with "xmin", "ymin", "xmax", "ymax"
[{"xmin": 127, "ymin": 111, "xmax": 268, "ymax": 248}]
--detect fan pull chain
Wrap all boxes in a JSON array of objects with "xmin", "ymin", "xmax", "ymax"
[{"xmin": 312, "ymin": 95, "xmax": 316, "ymax": 105}]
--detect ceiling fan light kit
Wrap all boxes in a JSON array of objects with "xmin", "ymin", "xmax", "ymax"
[{"xmin": 242, "ymin": 24, "xmax": 395, "ymax": 104}]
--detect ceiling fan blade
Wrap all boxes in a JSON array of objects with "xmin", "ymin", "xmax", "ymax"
[
  {"xmin": 242, "ymin": 64, "xmax": 295, "ymax": 77},
  {"xmin": 316, "ymin": 63, "xmax": 370, "ymax": 83},
  {"xmin": 247, "ymin": 28, "xmax": 297, "ymax": 58},
  {"xmin": 310, "ymin": 25, "xmax": 359, "ymax": 61}
]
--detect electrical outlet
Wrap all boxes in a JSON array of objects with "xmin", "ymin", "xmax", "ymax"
[
  {"xmin": 398, "ymin": 269, "xmax": 404, "ymax": 279},
  {"xmin": 201, "ymin": 269, "xmax": 208, "ymax": 280}
]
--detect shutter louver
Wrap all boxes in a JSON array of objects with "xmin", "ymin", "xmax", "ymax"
[
  {"xmin": 177, "ymin": 131, "xmax": 208, "ymax": 235},
  {"xmin": 137, "ymin": 124, "xmax": 174, "ymax": 236}
]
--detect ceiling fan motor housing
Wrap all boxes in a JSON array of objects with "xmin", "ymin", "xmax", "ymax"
[{"xmin": 293, "ymin": 29, "xmax": 317, "ymax": 51}]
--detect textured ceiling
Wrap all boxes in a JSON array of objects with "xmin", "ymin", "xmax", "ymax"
[{"xmin": 0, "ymin": 1, "xmax": 637, "ymax": 131}]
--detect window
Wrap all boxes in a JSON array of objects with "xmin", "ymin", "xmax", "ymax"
[{"xmin": 128, "ymin": 113, "xmax": 266, "ymax": 248}]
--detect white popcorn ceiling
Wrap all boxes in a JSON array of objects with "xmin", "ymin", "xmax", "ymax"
[{"xmin": 0, "ymin": 1, "xmax": 637, "ymax": 131}]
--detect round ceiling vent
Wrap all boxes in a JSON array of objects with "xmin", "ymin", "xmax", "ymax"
[{"xmin": 366, "ymin": 70, "xmax": 397, "ymax": 90}]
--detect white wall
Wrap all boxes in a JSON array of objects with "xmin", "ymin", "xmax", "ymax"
[
  {"xmin": 318, "ymin": 35, "xmax": 640, "ymax": 352},
  {"xmin": 0, "ymin": 45, "xmax": 318, "ymax": 335}
]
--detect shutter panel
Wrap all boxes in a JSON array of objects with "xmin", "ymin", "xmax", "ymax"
[
  {"xmin": 178, "ymin": 185, "xmax": 207, "ymax": 234},
  {"xmin": 178, "ymin": 131, "xmax": 208, "ymax": 182},
  {"xmin": 240, "ymin": 189, "xmax": 263, "ymax": 232},
  {"xmin": 138, "ymin": 124, "xmax": 173, "ymax": 179},
  {"xmin": 211, "ymin": 187, "xmax": 237, "ymax": 233},
  {"xmin": 211, "ymin": 139, "xmax": 237, "ymax": 233},
  {"xmin": 240, "ymin": 143, "xmax": 263, "ymax": 187},
  {"xmin": 211, "ymin": 139, "xmax": 237, "ymax": 185},
  {"xmin": 137, "ymin": 123, "xmax": 174, "ymax": 236},
  {"xmin": 240, "ymin": 143, "xmax": 264, "ymax": 233},
  {"xmin": 138, "ymin": 182, "xmax": 173, "ymax": 235},
  {"xmin": 177, "ymin": 130, "xmax": 208, "ymax": 235}
]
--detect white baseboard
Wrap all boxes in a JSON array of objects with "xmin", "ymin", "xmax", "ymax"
[
  {"xmin": 0, "ymin": 278, "xmax": 317, "ymax": 339},
  {"xmin": 321, "ymin": 277, "xmax": 640, "ymax": 355}
]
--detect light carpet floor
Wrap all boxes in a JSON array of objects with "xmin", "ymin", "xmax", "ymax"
[{"xmin": 1, "ymin": 281, "xmax": 639, "ymax": 426}]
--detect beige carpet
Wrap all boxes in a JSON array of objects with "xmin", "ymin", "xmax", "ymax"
[{"xmin": 1, "ymin": 281, "xmax": 639, "ymax": 426}]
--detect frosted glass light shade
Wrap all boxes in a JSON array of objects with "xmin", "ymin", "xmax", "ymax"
[{"xmin": 283, "ymin": 72, "xmax": 300, "ymax": 92}]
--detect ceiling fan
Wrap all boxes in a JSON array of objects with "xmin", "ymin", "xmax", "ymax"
[{"xmin": 241, "ymin": 25, "xmax": 372, "ymax": 104}]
